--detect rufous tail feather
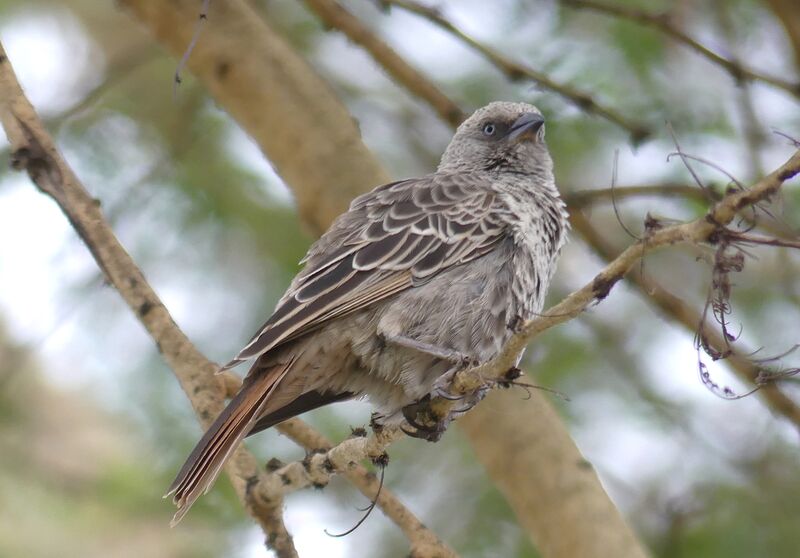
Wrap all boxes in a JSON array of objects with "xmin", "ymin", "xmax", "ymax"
[{"xmin": 166, "ymin": 357, "xmax": 296, "ymax": 526}]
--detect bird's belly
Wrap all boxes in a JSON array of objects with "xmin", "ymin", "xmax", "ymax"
[{"xmin": 346, "ymin": 246, "xmax": 518, "ymax": 413}]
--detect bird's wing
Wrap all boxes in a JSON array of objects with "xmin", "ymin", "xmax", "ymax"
[{"xmin": 225, "ymin": 173, "xmax": 507, "ymax": 368}]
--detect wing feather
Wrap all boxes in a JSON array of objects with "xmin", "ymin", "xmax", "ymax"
[{"xmin": 226, "ymin": 174, "xmax": 508, "ymax": 368}]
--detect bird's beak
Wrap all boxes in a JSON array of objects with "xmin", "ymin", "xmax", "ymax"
[{"xmin": 507, "ymin": 113, "xmax": 545, "ymax": 143}]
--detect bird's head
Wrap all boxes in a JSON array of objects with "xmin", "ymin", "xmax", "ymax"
[{"xmin": 438, "ymin": 101, "xmax": 551, "ymax": 176}]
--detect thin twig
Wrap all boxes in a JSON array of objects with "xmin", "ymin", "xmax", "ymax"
[
  {"xmin": 0, "ymin": 39, "xmax": 299, "ymax": 558},
  {"xmin": 562, "ymin": 0, "xmax": 800, "ymax": 99},
  {"xmin": 565, "ymin": 183, "xmax": 711, "ymax": 207},
  {"xmin": 174, "ymin": 0, "xmax": 211, "ymax": 97},
  {"xmin": 324, "ymin": 460, "xmax": 386, "ymax": 537},
  {"xmin": 610, "ymin": 148, "xmax": 641, "ymax": 240},
  {"xmin": 378, "ymin": 0, "xmax": 652, "ymax": 143},
  {"xmin": 302, "ymin": 0, "xmax": 466, "ymax": 127},
  {"xmin": 569, "ymin": 210, "xmax": 800, "ymax": 429}
]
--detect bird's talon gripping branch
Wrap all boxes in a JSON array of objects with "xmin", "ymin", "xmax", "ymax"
[
  {"xmin": 431, "ymin": 365, "xmax": 468, "ymax": 401},
  {"xmin": 401, "ymin": 397, "xmax": 449, "ymax": 442}
]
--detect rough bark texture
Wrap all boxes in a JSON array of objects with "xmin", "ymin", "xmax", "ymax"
[
  {"xmin": 460, "ymin": 390, "xmax": 649, "ymax": 558},
  {"xmin": 0, "ymin": 35, "xmax": 453, "ymax": 558},
  {"xmin": 0, "ymin": 40, "xmax": 299, "ymax": 558},
  {"xmin": 118, "ymin": 1, "xmax": 652, "ymax": 556}
]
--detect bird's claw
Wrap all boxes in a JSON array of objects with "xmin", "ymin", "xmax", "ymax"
[
  {"xmin": 431, "ymin": 364, "xmax": 467, "ymax": 401},
  {"xmin": 400, "ymin": 423, "xmax": 446, "ymax": 442},
  {"xmin": 401, "ymin": 398, "xmax": 449, "ymax": 443}
]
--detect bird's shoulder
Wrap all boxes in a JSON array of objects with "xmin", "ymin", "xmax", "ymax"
[
  {"xmin": 225, "ymin": 173, "xmax": 514, "ymax": 366},
  {"xmin": 298, "ymin": 172, "xmax": 509, "ymax": 273}
]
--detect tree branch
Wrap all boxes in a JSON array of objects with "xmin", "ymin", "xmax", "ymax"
[
  {"xmin": 234, "ymin": 145, "xmax": 800, "ymax": 556},
  {"xmin": 0, "ymin": 39, "xmax": 453, "ymax": 558},
  {"xmin": 378, "ymin": 0, "xmax": 652, "ymax": 143},
  {"xmin": 569, "ymin": 211, "xmax": 800, "ymax": 429},
  {"xmin": 302, "ymin": 0, "xmax": 466, "ymax": 127},
  {"xmin": 275, "ymin": 419, "xmax": 455, "ymax": 557},
  {"xmin": 465, "ymin": 151, "xmax": 800, "ymax": 391},
  {"xmin": 0, "ymin": 41, "xmax": 301, "ymax": 558},
  {"xmin": 565, "ymin": 183, "xmax": 710, "ymax": 208},
  {"xmin": 118, "ymin": 0, "xmax": 389, "ymax": 236},
  {"xmin": 458, "ymin": 389, "xmax": 648, "ymax": 558},
  {"xmin": 562, "ymin": 0, "xmax": 800, "ymax": 99}
]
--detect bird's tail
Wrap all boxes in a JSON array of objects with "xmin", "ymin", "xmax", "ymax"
[{"xmin": 166, "ymin": 356, "xmax": 297, "ymax": 526}]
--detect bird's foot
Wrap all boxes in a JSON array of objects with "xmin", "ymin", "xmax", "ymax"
[
  {"xmin": 431, "ymin": 357, "xmax": 478, "ymax": 401},
  {"xmin": 400, "ymin": 396, "xmax": 450, "ymax": 443}
]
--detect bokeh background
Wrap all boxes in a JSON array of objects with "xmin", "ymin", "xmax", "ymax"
[{"xmin": 1, "ymin": 0, "xmax": 799, "ymax": 556}]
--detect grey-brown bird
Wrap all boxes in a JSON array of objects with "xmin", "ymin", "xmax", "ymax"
[{"xmin": 167, "ymin": 101, "xmax": 569, "ymax": 522}]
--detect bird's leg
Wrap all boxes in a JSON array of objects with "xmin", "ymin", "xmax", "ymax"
[
  {"xmin": 381, "ymin": 333, "xmax": 477, "ymax": 400},
  {"xmin": 382, "ymin": 334, "xmax": 481, "ymax": 440},
  {"xmin": 382, "ymin": 333, "xmax": 474, "ymax": 367}
]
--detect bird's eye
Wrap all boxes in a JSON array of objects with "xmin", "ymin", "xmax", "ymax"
[{"xmin": 482, "ymin": 123, "xmax": 496, "ymax": 136}]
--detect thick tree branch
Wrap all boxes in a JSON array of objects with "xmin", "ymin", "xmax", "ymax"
[
  {"xmin": 0, "ymin": 40, "xmax": 453, "ymax": 558},
  {"xmin": 118, "ymin": 0, "xmax": 389, "ymax": 237},
  {"xmin": 378, "ymin": 0, "xmax": 651, "ymax": 143},
  {"xmin": 302, "ymin": 0, "xmax": 466, "ymax": 127},
  {"xmin": 458, "ymin": 389, "xmax": 647, "ymax": 558},
  {"xmin": 563, "ymin": 0, "xmax": 800, "ymax": 99},
  {"xmin": 0, "ymin": 41, "xmax": 300, "ymax": 558}
]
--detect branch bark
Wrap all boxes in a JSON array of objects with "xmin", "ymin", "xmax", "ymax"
[
  {"xmin": 379, "ymin": 0, "xmax": 651, "ymax": 143},
  {"xmin": 118, "ymin": 0, "xmax": 389, "ymax": 236},
  {"xmin": 302, "ymin": 0, "xmax": 466, "ymax": 127},
  {"xmin": 0, "ymin": 36, "xmax": 452, "ymax": 558},
  {"xmin": 0, "ymin": 41, "xmax": 299, "ymax": 558}
]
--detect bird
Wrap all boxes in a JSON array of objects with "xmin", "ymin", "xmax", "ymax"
[{"xmin": 167, "ymin": 101, "xmax": 569, "ymax": 523}]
